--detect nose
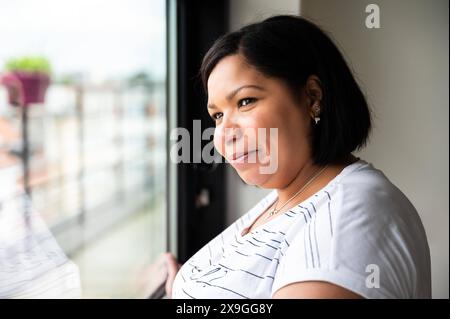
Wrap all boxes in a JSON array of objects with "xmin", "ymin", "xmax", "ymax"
[
  {"xmin": 224, "ymin": 127, "xmax": 243, "ymax": 146},
  {"xmin": 217, "ymin": 113, "xmax": 243, "ymax": 146}
]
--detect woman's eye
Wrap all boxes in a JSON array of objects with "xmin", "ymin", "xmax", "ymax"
[
  {"xmin": 209, "ymin": 98, "xmax": 256, "ymax": 122},
  {"xmin": 211, "ymin": 112, "xmax": 223, "ymax": 121},
  {"xmin": 238, "ymin": 98, "xmax": 256, "ymax": 107}
]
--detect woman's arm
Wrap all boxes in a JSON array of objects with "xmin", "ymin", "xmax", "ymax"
[{"xmin": 272, "ymin": 281, "xmax": 363, "ymax": 299}]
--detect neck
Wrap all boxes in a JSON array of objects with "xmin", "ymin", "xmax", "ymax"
[
  {"xmin": 276, "ymin": 154, "xmax": 358, "ymax": 208},
  {"xmin": 276, "ymin": 159, "xmax": 321, "ymax": 207}
]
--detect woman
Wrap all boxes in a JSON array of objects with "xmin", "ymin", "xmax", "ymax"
[{"xmin": 166, "ymin": 15, "xmax": 431, "ymax": 299}]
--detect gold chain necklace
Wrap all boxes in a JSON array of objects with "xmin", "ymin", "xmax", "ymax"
[{"xmin": 266, "ymin": 165, "xmax": 328, "ymax": 220}]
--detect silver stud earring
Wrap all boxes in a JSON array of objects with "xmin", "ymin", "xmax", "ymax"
[{"xmin": 312, "ymin": 104, "xmax": 321, "ymax": 124}]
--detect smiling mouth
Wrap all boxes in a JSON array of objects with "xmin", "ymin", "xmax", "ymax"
[{"xmin": 229, "ymin": 150, "xmax": 258, "ymax": 163}]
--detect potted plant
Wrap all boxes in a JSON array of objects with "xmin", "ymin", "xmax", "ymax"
[{"xmin": 1, "ymin": 56, "xmax": 51, "ymax": 106}]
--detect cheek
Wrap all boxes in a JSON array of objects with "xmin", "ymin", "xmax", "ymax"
[
  {"xmin": 247, "ymin": 110, "xmax": 270, "ymax": 128},
  {"xmin": 252, "ymin": 112, "xmax": 282, "ymax": 155},
  {"xmin": 245, "ymin": 110, "xmax": 269, "ymax": 135},
  {"xmin": 275, "ymin": 115, "xmax": 311, "ymax": 168}
]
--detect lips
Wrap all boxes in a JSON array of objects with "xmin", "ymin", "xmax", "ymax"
[
  {"xmin": 229, "ymin": 150, "xmax": 258, "ymax": 164},
  {"xmin": 232, "ymin": 150, "xmax": 256, "ymax": 160}
]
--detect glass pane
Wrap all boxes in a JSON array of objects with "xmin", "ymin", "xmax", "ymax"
[{"xmin": 0, "ymin": 0, "xmax": 167, "ymax": 298}]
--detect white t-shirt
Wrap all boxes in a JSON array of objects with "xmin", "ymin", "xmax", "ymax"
[{"xmin": 172, "ymin": 159, "xmax": 431, "ymax": 299}]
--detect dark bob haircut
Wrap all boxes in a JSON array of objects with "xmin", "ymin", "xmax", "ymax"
[{"xmin": 200, "ymin": 15, "xmax": 372, "ymax": 165}]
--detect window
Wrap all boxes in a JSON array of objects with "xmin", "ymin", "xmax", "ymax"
[{"xmin": 0, "ymin": 0, "xmax": 167, "ymax": 298}]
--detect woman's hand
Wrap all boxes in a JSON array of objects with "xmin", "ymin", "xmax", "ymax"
[
  {"xmin": 164, "ymin": 252, "xmax": 182, "ymax": 298},
  {"xmin": 134, "ymin": 252, "xmax": 182, "ymax": 298}
]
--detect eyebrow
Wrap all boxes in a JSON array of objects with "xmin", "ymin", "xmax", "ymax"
[{"xmin": 207, "ymin": 84, "xmax": 266, "ymax": 109}]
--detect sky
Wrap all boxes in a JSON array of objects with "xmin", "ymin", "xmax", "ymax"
[{"xmin": 0, "ymin": 0, "xmax": 166, "ymax": 82}]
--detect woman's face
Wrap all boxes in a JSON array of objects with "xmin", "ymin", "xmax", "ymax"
[{"xmin": 207, "ymin": 54, "xmax": 314, "ymax": 188}]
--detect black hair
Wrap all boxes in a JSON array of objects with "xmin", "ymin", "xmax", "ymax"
[{"xmin": 200, "ymin": 15, "xmax": 372, "ymax": 165}]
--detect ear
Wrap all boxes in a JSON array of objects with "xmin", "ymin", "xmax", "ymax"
[
  {"xmin": 305, "ymin": 75, "xmax": 322, "ymax": 103},
  {"xmin": 304, "ymin": 75, "xmax": 323, "ymax": 117}
]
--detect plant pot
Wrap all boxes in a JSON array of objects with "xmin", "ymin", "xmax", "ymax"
[{"xmin": 1, "ymin": 71, "xmax": 50, "ymax": 106}]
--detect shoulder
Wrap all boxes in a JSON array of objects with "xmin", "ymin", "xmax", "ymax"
[
  {"xmin": 274, "ymin": 160, "xmax": 431, "ymax": 298},
  {"xmin": 331, "ymin": 161, "xmax": 421, "ymax": 227},
  {"xmin": 328, "ymin": 161, "xmax": 431, "ymax": 297},
  {"xmin": 327, "ymin": 161, "xmax": 430, "ymax": 258}
]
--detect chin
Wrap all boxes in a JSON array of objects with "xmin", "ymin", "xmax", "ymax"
[{"xmin": 236, "ymin": 168, "xmax": 271, "ymax": 187}]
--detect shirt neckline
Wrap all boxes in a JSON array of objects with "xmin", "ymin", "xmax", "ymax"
[{"xmin": 239, "ymin": 158, "xmax": 367, "ymax": 238}]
